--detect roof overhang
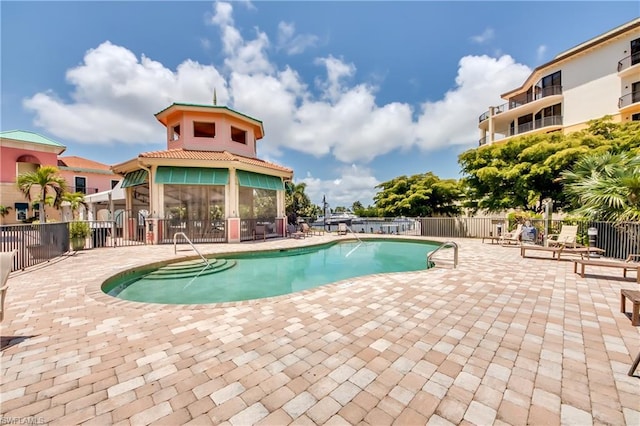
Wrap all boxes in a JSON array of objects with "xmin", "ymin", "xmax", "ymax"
[
  {"xmin": 501, "ymin": 18, "xmax": 640, "ymax": 99},
  {"xmin": 154, "ymin": 103, "xmax": 265, "ymax": 139}
]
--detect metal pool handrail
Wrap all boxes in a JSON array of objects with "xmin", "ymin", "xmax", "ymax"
[
  {"xmin": 344, "ymin": 225, "xmax": 364, "ymax": 257},
  {"xmin": 427, "ymin": 241, "xmax": 458, "ymax": 268},
  {"xmin": 173, "ymin": 232, "xmax": 210, "ymax": 267}
]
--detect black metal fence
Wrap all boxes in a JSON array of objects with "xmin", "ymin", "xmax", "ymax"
[
  {"xmin": 158, "ymin": 219, "xmax": 227, "ymax": 244},
  {"xmin": 3, "ymin": 216, "xmax": 637, "ymax": 271},
  {"xmin": 1, "ymin": 223, "xmax": 69, "ymax": 271},
  {"xmin": 300, "ymin": 217, "xmax": 422, "ymax": 236},
  {"xmin": 416, "ymin": 217, "xmax": 639, "ymax": 260},
  {"xmin": 1, "ymin": 218, "xmax": 147, "ymax": 271},
  {"xmin": 240, "ymin": 218, "xmax": 279, "ymax": 241}
]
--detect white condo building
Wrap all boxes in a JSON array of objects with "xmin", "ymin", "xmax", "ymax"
[{"xmin": 478, "ymin": 18, "xmax": 640, "ymax": 147}]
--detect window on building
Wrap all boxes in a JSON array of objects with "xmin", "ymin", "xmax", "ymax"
[
  {"xmin": 631, "ymin": 38, "xmax": 640, "ymax": 66},
  {"xmin": 632, "ymin": 113, "xmax": 640, "ymax": 122},
  {"xmin": 172, "ymin": 124, "xmax": 181, "ymax": 141},
  {"xmin": 193, "ymin": 122, "xmax": 216, "ymax": 138},
  {"xmin": 163, "ymin": 184, "xmax": 226, "ymax": 223},
  {"xmin": 541, "ymin": 71, "xmax": 561, "ymax": 88},
  {"xmin": 632, "ymin": 81, "xmax": 640, "ymax": 104},
  {"xmin": 111, "ymin": 180, "xmax": 120, "ymax": 189},
  {"xmin": 231, "ymin": 126, "xmax": 247, "ymax": 144},
  {"xmin": 15, "ymin": 203, "xmax": 28, "ymax": 222},
  {"xmin": 75, "ymin": 177, "xmax": 87, "ymax": 194}
]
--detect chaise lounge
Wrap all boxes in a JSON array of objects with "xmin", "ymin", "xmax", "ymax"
[
  {"xmin": 521, "ymin": 245, "xmax": 605, "ymax": 261},
  {"xmin": 547, "ymin": 225, "xmax": 579, "ymax": 248},
  {"xmin": 573, "ymin": 254, "xmax": 640, "ymax": 283},
  {"xmin": 499, "ymin": 224, "xmax": 523, "ymax": 246}
]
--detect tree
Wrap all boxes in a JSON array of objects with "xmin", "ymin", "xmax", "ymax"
[
  {"xmin": 374, "ymin": 172, "xmax": 462, "ymax": 217},
  {"xmin": 0, "ymin": 205, "xmax": 12, "ymax": 225},
  {"xmin": 16, "ymin": 166, "xmax": 67, "ymax": 223},
  {"xmin": 285, "ymin": 182, "xmax": 313, "ymax": 221},
  {"xmin": 62, "ymin": 191, "xmax": 88, "ymax": 220},
  {"xmin": 561, "ymin": 152, "xmax": 640, "ymax": 221},
  {"xmin": 458, "ymin": 118, "xmax": 640, "ymax": 213}
]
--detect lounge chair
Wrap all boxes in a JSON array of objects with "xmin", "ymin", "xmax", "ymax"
[
  {"xmin": 253, "ymin": 224, "xmax": 267, "ymax": 241},
  {"xmin": 301, "ymin": 223, "xmax": 315, "ymax": 237},
  {"xmin": 499, "ymin": 224, "xmax": 523, "ymax": 246},
  {"xmin": 337, "ymin": 223, "xmax": 348, "ymax": 235},
  {"xmin": 1, "ymin": 250, "xmax": 17, "ymax": 322},
  {"xmin": 546, "ymin": 225, "xmax": 579, "ymax": 248},
  {"xmin": 287, "ymin": 224, "xmax": 304, "ymax": 239},
  {"xmin": 574, "ymin": 253, "xmax": 640, "ymax": 283}
]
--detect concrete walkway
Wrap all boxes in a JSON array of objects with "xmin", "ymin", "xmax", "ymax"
[{"xmin": 1, "ymin": 235, "xmax": 638, "ymax": 425}]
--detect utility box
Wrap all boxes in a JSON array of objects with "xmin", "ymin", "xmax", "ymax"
[{"xmin": 587, "ymin": 227, "xmax": 599, "ymax": 257}]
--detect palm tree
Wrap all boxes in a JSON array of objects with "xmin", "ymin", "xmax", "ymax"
[
  {"xmin": 16, "ymin": 166, "xmax": 67, "ymax": 224},
  {"xmin": 285, "ymin": 182, "xmax": 311, "ymax": 222},
  {"xmin": 0, "ymin": 205, "xmax": 12, "ymax": 225},
  {"xmin": 561, "ymin": 152, "xmax": 640, "ymax": 221},
  {"xmin": 62, "ymin": 191, "xmax": 88, "ymax": 220}
]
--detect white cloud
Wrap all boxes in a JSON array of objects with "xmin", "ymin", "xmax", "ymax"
[
  {"xmin": 23, "ymin": 41, "xmax": 228, "ymax": 145},
  {"xmin": 415, "ymin": 54, "xmax": 531, "ymax": 149},
  {"xmin": 299, "ymin": 164, "xmax": 380, "ymax": 207},
  {"xmin": 22, "ymin": 1, "xmax": 533, "ymax": 201},
  {"xmin": 277, "ymin": 22, "xmax": 319, "ymax": 55},
  {"xmin": 471, "ymin": 28, "xmax": 495, "ymax": 44},
  {"xmin": 536, "ymin": 45, "xmax": 547, "ymax": 62}
]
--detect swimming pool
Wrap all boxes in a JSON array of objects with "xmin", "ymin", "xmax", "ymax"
[{"xmin": 103, "ymin": 239, "xmax": 438, "ymax": 304}]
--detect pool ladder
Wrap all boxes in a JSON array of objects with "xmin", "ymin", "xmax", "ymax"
[
  {"xmin": 173, "ymin": 232, "xmax": 211, "ymax": 268},
  {"xmin": 426, "ymin": 241, "xmax": 458, "ymax": 269},
  {"xmin": 345, "ymin": 225, "xmax": 363, "ymax": 257}
]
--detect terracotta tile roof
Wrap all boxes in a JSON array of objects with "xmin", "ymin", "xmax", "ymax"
[
  {"xmin": 138, "ymin": 149, "xmax": 293, "ymax": 173},
  {"xmin": 58, "ymin": 156, "xmax": 112, "ymax": 171}
]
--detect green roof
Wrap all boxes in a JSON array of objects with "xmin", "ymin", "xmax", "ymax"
[
  {"xmin": 155, "ymin": 167, "xmax": 229, "ymax": 185},
  {"xmin": 154, "ymin": 103, "xmax": 263, "ymax": 124},
  {"xmin": 0, "ymin": 130, "xmax": 66, "ymax": 148},
  {"xmin": 237, "ymin": 170, "xmax": 284, "ymax": 191},
  {"xmin": 121, "ymin": 169, "xmax": 148, "ymax": 188}
]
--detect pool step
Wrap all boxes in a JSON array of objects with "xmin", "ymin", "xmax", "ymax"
[
  {"xmin": 143, "ymin": 259, "xmax": 236, "ymax": 280},
  {"xmin": 151, "ymin": 259, "xmax": 224, "ymax": 273}
]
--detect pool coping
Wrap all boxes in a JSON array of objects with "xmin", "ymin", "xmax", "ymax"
[{"xmin": 89, "ymin": 235, "xmax": 441, "ymax": 310}]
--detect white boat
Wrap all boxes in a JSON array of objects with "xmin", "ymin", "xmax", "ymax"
[
  {"xmin": 313, "ymin": 212, "xmax": 362, "ymax": 225},
  {"xmin": 329, "ymin": 212, "xmax": 358, "ymax": 222}
]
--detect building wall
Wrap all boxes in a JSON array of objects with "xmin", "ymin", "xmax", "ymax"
[
  {"xmin": 166, "ymin": 111, "xmax": 257, "ymax": 158},
  {"xmin": 58, "ymin": 170, "xmax": 120, "ymax": 194},
  {"xmin": 1, "ymin": 146, "xmax": 62, "ymax": 224},
  {"xmin": 0, "ymin": 146, "xmax": 58, "ymax": 183},
  {"xmin": 560, "ymin": 35, "xmax": 633, "ymax": 127}
]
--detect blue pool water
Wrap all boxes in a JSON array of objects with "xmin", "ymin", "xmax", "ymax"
[{"xmin": 104, "ymin": 239, "xmax": 438, "ymax": 304}]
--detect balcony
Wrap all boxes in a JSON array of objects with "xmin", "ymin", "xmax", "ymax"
[
  {"xmin": 479, "ymin": 85, "xmax": 563, "ymax": 123},
  {"xmin": 617, "ymin": 53, "xmax": 640, "ymax": 77},
  {"xmin": 618, "ymin": 91, "xmax": 640, "ymax": 110},
  {"xmin": 507, "ymin": 115, "xmax": 563, "ymax": 137},
  {"xmin": 480, "ymin": 116, "xmax": 563, "ymax": 146},
  {"xmin": 67, "ymin": 186, "xmax": 99, "ymax": 195}
]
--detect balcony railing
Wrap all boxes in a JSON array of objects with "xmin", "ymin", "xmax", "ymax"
[
  {"xmin": 508, "ymin": 115, "xmax": 562, "ymax": 136},
  {"xmin": 479, "ymin": 85, "xmax": 563, "ymax": 122},
  {"xmin": 67, "ymin": 186, "xmax": 99, "ymax": 194},
  {"xmin": 478, "ymin": 136, "xmax": 488, "ymax": 147},
  {"xmin": 618, "ymin": 91, "xmax": 640, "ymax": 109},
  {"xmin": 617, "ymin": 52, "xmax": 640, "ymax": 72}
]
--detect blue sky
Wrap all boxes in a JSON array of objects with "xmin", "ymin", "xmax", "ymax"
[{"xmin": 2, "ymin": 1, "xmax": 638, "ymax": 208}]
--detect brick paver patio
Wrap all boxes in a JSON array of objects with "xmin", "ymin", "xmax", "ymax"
[{"xmin": 1, "ymin": 235, "xmax": 638, "ymax": 425}]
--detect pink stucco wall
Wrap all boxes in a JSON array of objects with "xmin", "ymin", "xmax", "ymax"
[
  {"xmin": 165, "ymin": 111, "xmax": 257, "ymax": 158},
  {"xmin": 58, "ymin": 170, "xmax": 119, "ymax": 194},
  {"xmin": 0, "ymin": 146, "xmax": 58, "ymax": 183}
]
